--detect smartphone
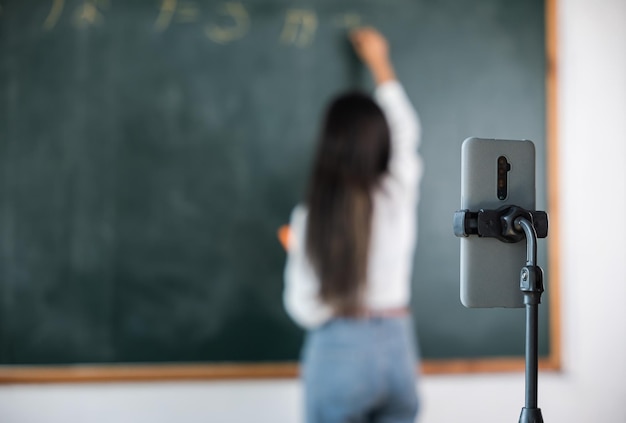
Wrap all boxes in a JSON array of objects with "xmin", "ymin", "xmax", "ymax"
[{"xmin": 460, "ymin": 137, "xmax": 536, "ymax": 308}]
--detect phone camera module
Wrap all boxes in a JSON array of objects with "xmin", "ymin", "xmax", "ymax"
[{"xmin": 497, "ymin": 156, "xmax": 511, "ymax": 200}]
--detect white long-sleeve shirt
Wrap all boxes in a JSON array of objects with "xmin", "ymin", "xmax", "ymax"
[{"xmin": 283, "ymin": 81, "xmax": 423, "ymax": 329}]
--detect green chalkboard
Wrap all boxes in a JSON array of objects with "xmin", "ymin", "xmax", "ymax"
[{"xmin": 0, "ymin": 0, "xmax": 551, "ymax": 369}]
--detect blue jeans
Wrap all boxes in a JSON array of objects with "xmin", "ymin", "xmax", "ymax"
[{"xmin": 302, "ymin": 316, "xmax": 420, "ymax": 423}]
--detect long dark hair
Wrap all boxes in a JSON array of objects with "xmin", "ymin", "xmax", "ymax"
[{"xmin": 305, "ymin": 91, "xmax": 391, "ymax": 315}]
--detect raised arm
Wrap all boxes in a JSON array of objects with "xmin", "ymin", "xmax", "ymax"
[
  {"xmin": 350, "ymin": 27, "xmax": 422, "ymax": 194},
  {"xmin": 349, "ymin": 27, "xmax": 396, "ymax": 86}
]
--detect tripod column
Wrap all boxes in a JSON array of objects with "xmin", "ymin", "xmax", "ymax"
[{"xmin": 516, "ymin": 217, "xmax": 544, "ymax": 423}]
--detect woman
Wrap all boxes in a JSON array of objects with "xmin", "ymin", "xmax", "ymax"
[{"xmin": 283, "ymin": 27, "xmax": 423, "ymax": 423}]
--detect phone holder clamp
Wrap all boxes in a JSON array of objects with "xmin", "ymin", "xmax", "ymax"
[{"xmin": 453, "ymin": 206, "xmax": 548, "ymax": 243}]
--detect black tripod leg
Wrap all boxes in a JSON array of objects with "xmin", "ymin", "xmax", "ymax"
[
  {"xmin": 519, "ymin": 406, "xmax": 544, "ymax": 423},
  {"xmin": 519, "ymin": 302, "xmax": 543, "ymax": 423}
]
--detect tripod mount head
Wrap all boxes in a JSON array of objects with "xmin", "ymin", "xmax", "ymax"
[{"xmin": 453, "ymin": 206, "xmax": 548, "ymax": 243}]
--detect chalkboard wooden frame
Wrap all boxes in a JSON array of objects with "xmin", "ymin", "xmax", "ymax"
[
  {"xmin": 0, "ymin": 356, "xmax": 562, "ymax": 384},
  {"xmin": 0, "ymin": 0, "xmax": 560, "ymax": 383}
]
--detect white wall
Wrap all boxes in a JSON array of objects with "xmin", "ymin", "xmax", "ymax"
[{"xmin": 1, "ymin": 1, "xmax": 625, "ymax": 422}]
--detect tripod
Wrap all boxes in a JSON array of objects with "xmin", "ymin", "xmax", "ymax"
[{"xmin": 454, "ymin": 206, "xmax": 548, "ymax": 423}]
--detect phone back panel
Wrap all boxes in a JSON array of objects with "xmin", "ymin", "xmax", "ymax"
[{"xmin": 460, "ymin": 137, "xmax": 535, "ymax": 308}]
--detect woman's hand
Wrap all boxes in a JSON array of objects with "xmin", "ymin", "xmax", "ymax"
[{"xmin": 349, "ymin": 27, "xmax": 396, "ymax": 85}]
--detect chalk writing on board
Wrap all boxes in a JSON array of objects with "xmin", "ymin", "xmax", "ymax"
[
  {"xmin": 154, "ymin": 0, "xmax": 201, "ymax": 31},
  {"xmin": 39, "ymin": 0, "xmax": 364, "ymax": 48},
  {"xmin": 44, "ymin": 0, "xmax": 109, "ymax": 30},
  {"xmin": 73, "ymin": 0, "xmax": 109, "ymax": 28},
  {"xmin": 280, "ymin": 9, "xmax": 317, "ymax": 48},
  {"xmin": 333, "ymin": 12, "xmax": 362, "ymax": 29},
  {"xmin": 43, "ymin": 0, "xmax": 64, "ymax": 30},
  {"xmin": 205, "ymin": 2, "xmax": 249, "ymax": 44}
]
